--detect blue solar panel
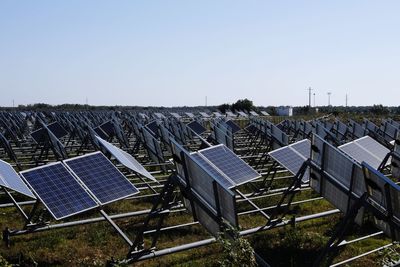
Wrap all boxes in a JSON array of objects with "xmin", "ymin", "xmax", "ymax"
[
  {"xmin": 191, "ymin": 153, "xmax": 235, "ymax": 189},
  {"xmin": 64, "ymin": 152, "xmax": 139, "ymax": 205},
  {"xmin": 20, "ymin": 162, "xmax": 98, "ymax": 220},
  {"xmin": 198, "ymin": 145, "xmax": 260, "ymax": 187},
  {"xmin": 225, "ymin": 120, "xmax": 241, "ymax": 134},
  {"xmin": 187, "ymin": 121, "xmax": 206, "ymax": 135}
]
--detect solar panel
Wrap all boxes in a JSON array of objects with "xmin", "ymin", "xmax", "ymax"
[
  {"xmin": 170, "ymin": 112, "xmax": 181, "ymax": 119},
  {"xmin": 48, "ymin": 122, "xmax": 68, "ymax": 139},
  {"xmin": 184, "ymin": 152, "xmax": 238, "ymax": 233},
  {"xmin": 362, "ymin": 163, "xmax": 400, "ymax": 240},
  {"xmin": 154, "ymin": 112, "xmax": 166, "ymax": 119},
  {"xmin": 339, "ymin": 143, "xmax": 381, "ymax": 169},
  {"xmin": 185, "ymin": 112, "xmax": 195, "ymax": 118},
  {"xmin": 213, "ymin": 112, "xmax": 223, "ymax": 117},
  {"xmin": 20, "ymin": 162, "xmax": 98, "ymax": 220},
  {"xmin": 339, "ymin": 136, "xmax": 390, "ymax": 169},
  {"xmin": 269, "ymin": 139, "xmax": 310, "ymax": 182},
  {"xmin": 64, "ymin": 152, "xmax": 139, "ymax": 205},
  {"xmin": 357, "ymin": 136, "xmax": 390, "ymax": 160},
  {"xmin": 249, "ymin": 111, "xmax": 259, "ymax": 116},
  {"xmin": 226, "ymin": 111, "xmax": 236, "ymax": 117},
  {"xmin": 260, "ymin": 111, "xmax": 270, "ymax": 116},
  {"xmin": 191, "ymin": 153, "xmax": 235, "ymax": 189},
  {"xmin": 197, "ymin": 144, "xmax": 261, "ymax": 187},
  {"xmin": 237, "ymin": 111, "xmax": 248, "ymax": 117},
  {"xmin": 187, "ymin": 121, "xmax": 206, "ymax": 135},
  {"xmin": 145, "ymin": 121, "xmax": 159, "ymax": 137},
  {"xmin": 199, "ymin": 112, "xmax": 210, "ymax": 118},
  {"xmin": 95, "ymin": 136, "xmax": 156, "ymax": 182},
  {"xmin": 31, "ymin": 122, "xmax": 67, "ymax": 143},
  {"xmin": 290, "ymin": 139, "xmax": 311, "ymax": 158},
  {"xmin": 94, "ymin": 127, "xmax": 109, "ymax": 140},
  {"xmin": 310, "ymin": 134, "xmax": 366, "ymax": 219},
  {"xmin": 225, "ymin": 120, "xmax": 241, "ymax": 134},
  {"xmin": 99, "ymin": 121, "xmax": 115, "ymax": 137},
  {"xmin": 0, "ymin": 160, "xmax": 35, "ymax": 199}
]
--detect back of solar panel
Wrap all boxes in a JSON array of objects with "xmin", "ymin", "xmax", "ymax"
[{"xmin": 310, "ymin": 134, "xmax": 365, "ymax": 224}]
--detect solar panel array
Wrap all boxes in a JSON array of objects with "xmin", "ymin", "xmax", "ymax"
[{"xmin": 362, "ymin": 163, "xmax": 400, "ymax": 240}]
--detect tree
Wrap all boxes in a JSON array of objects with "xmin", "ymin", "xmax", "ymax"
[
  {"xmin": 218, "ymin": 103, "xmax": 231, "ymax": 113},
  {"xmin": 231, "ymin": 99, "xmax": 254, "ymax": 112}
]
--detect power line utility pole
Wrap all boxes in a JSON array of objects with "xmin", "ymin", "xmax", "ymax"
[
  {"xmin": 307, "ymin": 87, "xmax": 313, "ymax": 107},
  {"xmin": 313, "ymin": 93, "xmax": 316, "ymax": 107},
  {"xmin": 327, "ymin": 92, "xmax": 332, "ymax": 106}
]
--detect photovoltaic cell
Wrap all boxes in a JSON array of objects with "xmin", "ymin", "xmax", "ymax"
[
  {"xmin": 0, "ymin": 160, "xmax": 35, "ymax": 199},
  {"xmin": 20, "ymin": 162, "xmax": 98, "ymax": 220},
  {"xmin": 64, "ymin": 152, "xmax": 139, "ymax": 205},
  {"xmin": 95, "ymin": 136, "xmax": 156, "ymax": 181}
]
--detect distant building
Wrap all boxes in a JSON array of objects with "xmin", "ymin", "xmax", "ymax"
[{"xmin": 276, "ymin": 106, "xmax": 293, "ymax": 116}]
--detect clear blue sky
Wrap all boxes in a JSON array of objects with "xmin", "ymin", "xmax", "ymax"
[{"xmin": 1, "ymin": 1, "xmax": 400, "ymax": 107}]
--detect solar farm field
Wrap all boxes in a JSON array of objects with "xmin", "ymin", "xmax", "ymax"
[{"xmin": 0, "ymin": 109, "xmax": 400, "ymax": 266}]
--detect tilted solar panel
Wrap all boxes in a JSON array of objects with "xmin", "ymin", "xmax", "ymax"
[
  {"xmin": 339, "ymin": 143, "xmax": 381, "ymax": 169},
  {"xmin": 357, "ymin": 136, "xmax": 390, "ymax": 160},
  {"xmin": 20, "ymin": 162, "xmax": 98, "ymax": 220},
  {"xmin": 95, "ymin": 136, "xmax": 156, "ymax": 181},
  {"xmin": 225, "ymin": 120, "xmax": 241, "ymax": 134},
  {"xmin": 338, "ymin": 136, "xmax": 390, "ymax": 169},
  {"xmin": 290, "ymin": 139, "xmax": 311, "ymax": 158},
  {"xmin": 64, "ymin": 152, "xmax": 139, "ymax": 205},
  {"xmin": 0, "ymin": 160, "xmax": 35, "ymax": 199},
  {"xmin": 198, "ymin": 144, "xmax": 261, "ymax": 187},
  {"xmin": 269, "ymin": 139, "xmax": 310, "ymax": 182},
  {"xmin": 187, "ymin": 121, "xmax": 206, "ymax": 135}
]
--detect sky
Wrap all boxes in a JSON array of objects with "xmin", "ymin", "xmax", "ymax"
[{"xmin": 1, "ymin": 1, "xmax": 400, "ymax": 107}]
